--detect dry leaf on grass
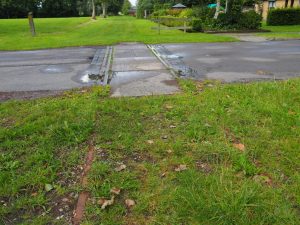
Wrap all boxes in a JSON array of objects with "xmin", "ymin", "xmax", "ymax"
[
  {"xmin": 165, "ymin": 105, "xmax": 173, "ymax": 109},
  {"xmin": 125, "ymin": 199, "xmax": 135, "ymax": 208},
  {"xmin": 233, "ymin": 143, "xmax": 245, "ymax": 152},
  {"xmin": 115, "ymin": 164, "xmax": 126, "ymax": 172},
  {"xmin": 170, "ymin": 125, "xmax": 176, "ymax": 128},
  {"xmin": 147, "ymin": 140, "xmax": 154, "ymax": 144},
  {"xmin": 161, "ymin": 172, "xmax": 167, "ymax": 178},
  {"xmin": 110, "ymin": 187, "xmax": 121, "ymax": 195},
  {"xmin": 167, "ymin": 149, "xmax": 173, "ymax": 154},
  {"xmin": 175, "ymin": 164, "xmax": 187, "ymax": 172},
  {"xmin": 253, "ymin": 174, "xmax": 273, "ymax": 186},
  {"xmin": 98, "ymin": 196, "xmax": 115, "ymax": 209}
]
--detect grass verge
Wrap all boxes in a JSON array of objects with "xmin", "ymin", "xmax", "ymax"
[
  {"xmin": 1, "ymin": 80, "xmax": 300, "ymax": 224},
  {"xmin": 0, "ymin": 16, "xmax": 235, "ymax": 51},
  {"xmin": 258, "ymin": 24, "xmax": 300, "ymax": 39}
]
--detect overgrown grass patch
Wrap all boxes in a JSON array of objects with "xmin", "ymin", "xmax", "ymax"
[{"xmin": 1, "ymin": 80, "xmax": 300, "ymax": 224}]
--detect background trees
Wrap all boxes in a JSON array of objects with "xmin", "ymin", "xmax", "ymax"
[{"xmin": 0, "ymin": 0, "xmax": 125, "ymax": 18}]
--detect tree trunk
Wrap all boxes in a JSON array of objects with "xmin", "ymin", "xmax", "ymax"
[
  {"xmin": 285, "ymin": 0, "xmax": 289, "ymax": 7},
  {"xmin": 214, "ymin": 0, "xmax": 221, "ymax": 19},
  {"xmin": 91, "ymin": 0, "xmax": 96, "ymax": 20},
  {"xmin": 225, "ymin": 0, "xmax": 228, "ymax": 13},
  {"xmin": 291, "ymin": 0, "xmax": 295, "ymax": 7},
  {"xmin": 102, "ymin": 2, "xmax": 107, "ymax": 18}
]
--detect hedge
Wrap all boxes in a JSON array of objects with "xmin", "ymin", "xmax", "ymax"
[{"xmin": 267, "ymin": 8, "xmax": 300, "ymax": 25}]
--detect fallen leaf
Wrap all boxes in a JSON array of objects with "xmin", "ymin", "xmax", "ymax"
[
  {"xmin": 115, "ymin": 164, "xmax": 126, "ymax": 172},
  {"xmin": 31, "ymin": 192, "xmax": 38, "ymax": 197},
  {"xmin": 233, "ymin": 143, "xmax": 245, "ymax": 152},
  {"xmin": 125, "ymin": 199, "xmax": 135, "ymax": 208},
  {"xmin": 175, "ymin": 164, "xmax": 187, "ymax": 172},
  {"xmin": 45, "ymin": 184, "xmax": 54, "ymax": 192},
  {"xmin": 167, "ymin": 149, "xmax": 173, "ymax": 154},
  {"xmin": 147, "ymin": 140, "xmax": 154, "ymax": 144},
  {"xmin": 161, "ymin": 172, "xmax": 167, "ymax": 178},
  {"xmin": 165, "ymin": 105, "xmax": 173, "ymax": 109},
  {"xmin": 98, "ymin": 196, "xmax": 115, "ymax": 209},
  {"xmin": 170, "ymin": 125, "xmax": 176, "ymax": 128},
  {"xmin": 253, "ymin": 174, "xmax": 273, "ymax": 186},
  {"xmin": 288, "ymin": 110, "xmax": 296, "ymax": 115},
  {"xmin": 110, "ymin": 187, "xmax": 121, "ymax": 195}
]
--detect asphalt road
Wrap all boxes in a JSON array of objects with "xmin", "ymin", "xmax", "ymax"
[
  {"xmin": 158, "ymin": 40, "xmax": 300, "ymax": 82},
  {"xmin": 0, "ymin": 47, "xmax": 104, "ymax": 92},
  {"xmin": 1, "ymin": 41, "xmax": 300, "ymax": 94}
]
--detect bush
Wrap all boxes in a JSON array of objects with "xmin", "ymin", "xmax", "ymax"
[
  {"xmin": 192, "ymin": 19, "xmax": 203, "ymax": 32},
  {"xmin": 166, "ymin": 9, "xmax": 182, "ymax": 17},
  {"xmin": 238, "ymin": 10, "xmax": 262, "ymax": 29},
  {"xmin": 267, "ymin": 8, "xmax": 300, "ymax": 25},
  {"xmin": 159, "ymin": 16, "xmax": 184, "ymax": 27},
  {"xmin": 152, "ymin": 9, "xmax": 168, "ymax": 17},
  {"xmin": 179, "ymin": 8, "xmax": 194, "ymax": 18},
  {"xmin": 214, "ymin": 10, "xmax": 261, "ymax": 30}
]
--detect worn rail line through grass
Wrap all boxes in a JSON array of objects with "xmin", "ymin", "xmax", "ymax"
[{"xmin": 73, "ymin": 139, "xmax": 95, "ymax": 225}]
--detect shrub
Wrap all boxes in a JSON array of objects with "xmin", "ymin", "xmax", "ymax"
[
  {"xmin": 152, "ymin": 9, "xmax": 168, "ymax": 17},
  {"xmin": 179, "ymin": 8, "xmax": 194, "ymax": 18},
  {"xmin": 166, "ymin": 9, "xmax": 182, "ymax": 17},
  {"xmin": 214, "ymin": 10, "xmax": 261, "ymax": 30},
  {"xmin": 192, "ymin": 7, "xmax": 215, "ymax": 21},
  {"xmin": 267, "ymin": 8, "xmax": 300, "ymax": 25},
  {"xmin": 239, "ymin": 10, "xmax": 262, "ymax": 29},
  {"xmin": 192, "ymin": 19, "xmax": 203, "ymax": 32},
  {"xmin": 159, "ymin": 16, "xmax": 184, "ymax": 27}
]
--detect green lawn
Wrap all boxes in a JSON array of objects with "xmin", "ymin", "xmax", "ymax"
[
  {"xmin": 258, "ymin": 24, "xmax": 300, "ymax": 39},
  {"xmin": 0, "ymin": 16, "xmax": 235, "ymax": 51},
  {"xmin": 1, "ymin": 79, "xmax": 300, "ymax": 224}
]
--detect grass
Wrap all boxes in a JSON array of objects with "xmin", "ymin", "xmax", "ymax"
[
  {"xmin": 0, "ymin": 16, "xmax": 235, "ymax": 51},
  {"xmin": 1, "ymin": 79, "xmax": 300, "ymax": 224},
  {"xmin": 258, "ymin": 24, "xmax": 300, "ymax": 39}
]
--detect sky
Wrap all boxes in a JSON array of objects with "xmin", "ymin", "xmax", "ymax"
[{"xmin": 129, "ymin": 0, "xmax": 137, "ymax": 6}]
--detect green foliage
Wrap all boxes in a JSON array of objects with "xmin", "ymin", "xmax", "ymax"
[
  {"xmin": 209, "ymin": 0, "xmax": 262, "ymax": 31},
  {"xmin": 121, "ymin": 0, "xmax": 132, "ymax": 15},
  {"xmin": 0, "ymin": 0, "xmax": 123, "ymax": 18},
  {"xmin": 179, "ymin": 8, "xmax": 194, "ymax": 18},
  {"xmin": 267, "ymin": 8, "xmax": 300, "ymax": 26},
  {"xmin": 192, "ymin": 19, "xmax": 203, "ymax": 32},
  {"xmin": 159, "ymin": 16, "xmax": 185, "ymax": 27},
  {"xmin": 239, "ymin": 10, "xmax": 262, "ymax": 30}
]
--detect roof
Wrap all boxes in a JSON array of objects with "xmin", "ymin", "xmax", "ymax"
[{"xmin": 172, "ymin": 3, "xmax": 187, "ymax": 8}]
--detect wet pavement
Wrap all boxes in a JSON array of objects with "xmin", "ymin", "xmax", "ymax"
[
  {"xmin": 153, "ymin": 40, "xmax": 300, "ymax": 82},
  {"xmin": 110, "ymin": 43, "xmax": 180, "ymax": 97},
  {"xmin": 0, "ymin": 47, "xmax": 107, "ymax": 92}
]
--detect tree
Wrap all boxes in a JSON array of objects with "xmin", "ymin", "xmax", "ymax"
[
  {"xmin": 122, "ymin": 0, "xmax": 131, "ymax": 15},
  {"xmin": 91, "ymin": 0, "xmax": 96, "ymax": 19},
  {"xmin": 214, "ymin": 0, "xmax": 221, "ymax": 19}
]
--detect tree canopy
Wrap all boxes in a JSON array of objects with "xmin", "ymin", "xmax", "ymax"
[{"xmin": 0, "ymin": 0, "xmax": 125, "ymax": 18}]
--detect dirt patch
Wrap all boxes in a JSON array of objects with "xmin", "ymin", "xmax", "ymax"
[
  {"xmin": 0, "ymin": 90, "xmax": 63, "ymax": 102},
  {"xmin": 161, "ymin": 79, "xmax": 178, "ymax": 87}
]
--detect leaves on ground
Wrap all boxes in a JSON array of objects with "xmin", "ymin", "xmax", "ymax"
[
  {"xmin": 115, "ymin": 164, "xmax": 126, "ymax": 172},
  {"xmin": 125, "ymin": 199, "xmax": 135, "ymax": 208},
  {"xmin": 110, "ymin": 187, "xmax": 121, "ymax": 195},
  {"xmin": 98, "ymin": 196, "xmax": 115, "ymax": 210},
  {"xmin": 175, "ymin": 164, "xmax": 188, "ymax": 172},
  {"xmin": 233, "ymin": 143, "xmax": 245, "ymax": 152}
]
